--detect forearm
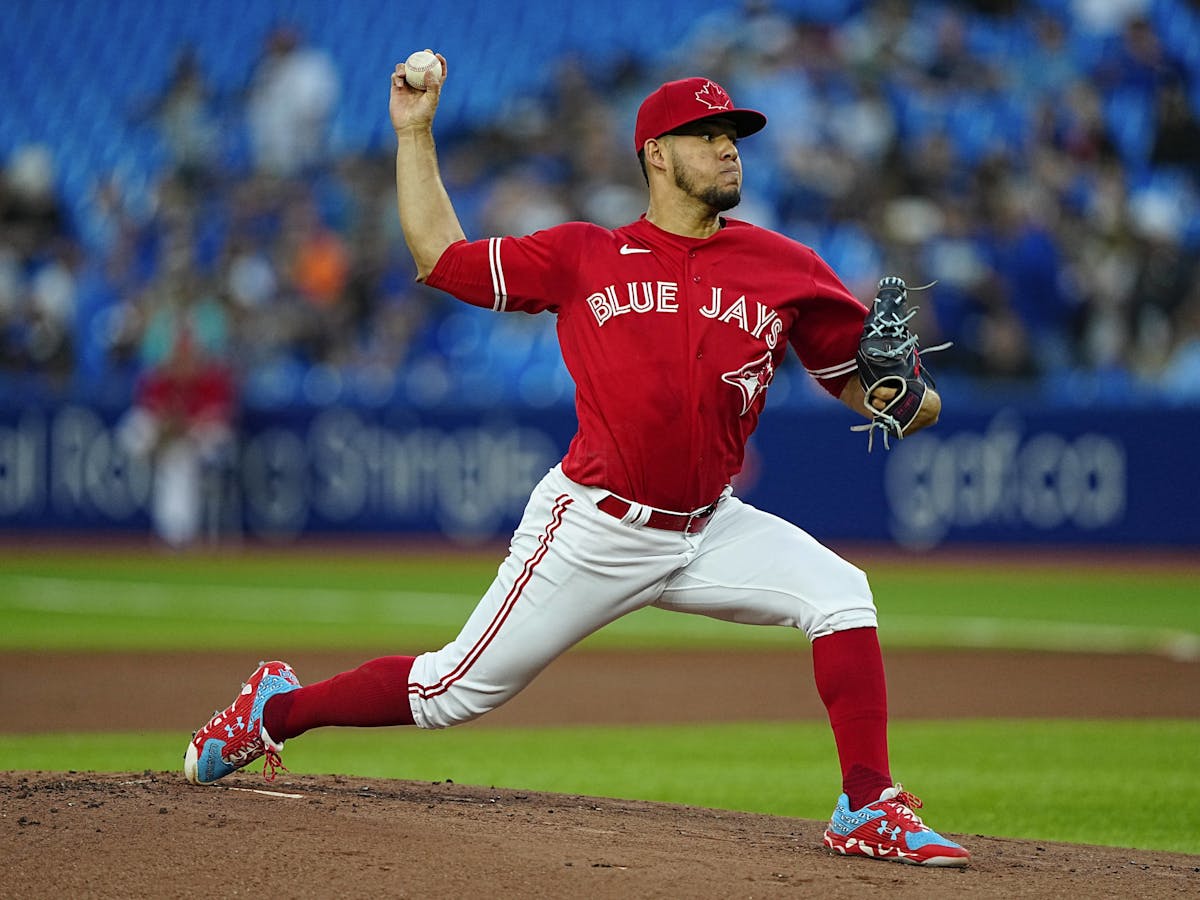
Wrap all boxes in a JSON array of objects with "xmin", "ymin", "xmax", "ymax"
[{"xmin": 394, "ymin": 125, "xmax": 466, "ymax": 281}]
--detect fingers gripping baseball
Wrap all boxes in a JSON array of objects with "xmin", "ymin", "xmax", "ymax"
[{"xmin": 390, "ymin": 50, "xmax": 446, "ymax": 133}]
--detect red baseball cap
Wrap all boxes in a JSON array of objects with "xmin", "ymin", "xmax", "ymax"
[{"xmin": 634, "ymin": 77, "xmax": 767, "ymax": 153}]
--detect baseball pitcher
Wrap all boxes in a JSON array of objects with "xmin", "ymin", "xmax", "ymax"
[{"xmin": 185, "ymin": 53, "xmax": 968, "ymax": 868}]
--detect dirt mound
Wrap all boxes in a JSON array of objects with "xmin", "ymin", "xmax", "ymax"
[
  {"xmin": 3, "ymin": 771, "xmax": 1198, "ymax": 899},
  {"xmin": 5, "ymin": 647, "xmax": 1199, "ymax": 896}
]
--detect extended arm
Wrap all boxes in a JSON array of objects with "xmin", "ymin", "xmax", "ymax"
[{"xmin": 390, "ymin": 53, "xmax": 466, "ymax": 281}]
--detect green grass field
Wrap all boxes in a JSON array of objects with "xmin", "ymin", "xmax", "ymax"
[{"xmin": 2, "ymin": 548, "xmax": 1198, "ymax": 854}]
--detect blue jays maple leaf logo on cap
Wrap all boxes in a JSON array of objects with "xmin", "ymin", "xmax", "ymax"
[
  {"xmin": 694, "ymin": 80, "xmax": 733, "ymax": 111},
  {"xmin": 634, "ymin": 77, "xmax": 768, "ymax": 152}
]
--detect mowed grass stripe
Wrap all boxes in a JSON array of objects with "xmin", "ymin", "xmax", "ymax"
[
  {"xmin": 6, "ymin": 575, "xmax": 467, "ymax": 622},
  {"xmin": 2, "ymin": 573, "xmax": 1198, "ymax": 656}
]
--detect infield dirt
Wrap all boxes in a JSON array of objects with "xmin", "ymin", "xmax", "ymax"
[{"xmin": 3, "ymin": 647, "xmax": 1199, "ymax": 898}]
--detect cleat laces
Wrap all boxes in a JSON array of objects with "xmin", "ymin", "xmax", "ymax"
[
  {"xmin": 884, "ymin": 785, "xmax": 927, "ymax": 828},
  {"xmin": 262, "ymin": 746, "xmax": 288, "ymax": 781}
]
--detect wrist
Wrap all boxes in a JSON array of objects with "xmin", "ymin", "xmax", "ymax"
[{"xmin": 394, "ymin": 122, "xmax": 433, "ymax": 141}]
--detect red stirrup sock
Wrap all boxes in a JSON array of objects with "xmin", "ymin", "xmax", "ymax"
[
  {"xmin": 812, "ymin": 627, "xmax": 893, "ymax": 811},
  {"xmin": 262, "ymin": 655, "xmax": 416, "ymax": 742}
]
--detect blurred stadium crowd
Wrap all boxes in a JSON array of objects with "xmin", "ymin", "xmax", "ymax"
[{"xmin": 3, "ymin": 0, "xmax": 1200, "ymax": 418}]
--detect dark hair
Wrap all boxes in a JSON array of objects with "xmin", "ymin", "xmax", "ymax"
[{"xmin": 637, "ymin": 149, "xmax": 648, "ymax": 185}]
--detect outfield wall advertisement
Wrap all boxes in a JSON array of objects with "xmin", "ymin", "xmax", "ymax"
[{"xmin": 0, "ymin": 401, "xmax": 1191, "ymax": 548}]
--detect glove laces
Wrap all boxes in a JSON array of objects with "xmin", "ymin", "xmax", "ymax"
[
  {"xmin": 851, "ymin": 414, "xmax": 903, "ymax": 452},
  {"xmin": 866, "ymin": 279, "xmax": 952, "ymax": 357},
  {"xmin": 863, "ymin": 305, "xmax": 952, "ymax": 358}
]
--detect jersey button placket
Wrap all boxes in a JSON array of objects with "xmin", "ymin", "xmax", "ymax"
[
  {"xmin": 697, "ymin": 274, "xmax": 705, "ymax": 457},
  {"xmin": 685, "ymin": 247, "xmax": 704, "ymax": 503}
]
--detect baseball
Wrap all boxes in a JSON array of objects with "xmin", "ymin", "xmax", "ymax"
[{"xmin": 405, "ymin": 50, "xmax": 441, "ymax": 90}]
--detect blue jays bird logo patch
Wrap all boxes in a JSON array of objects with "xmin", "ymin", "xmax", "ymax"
[{"xmin": 722, "ymin": 351, "xmax": 774, "ymax": 415}]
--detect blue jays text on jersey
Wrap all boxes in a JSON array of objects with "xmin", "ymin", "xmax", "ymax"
[{"xmin": 586, "ymin": 282, "xmax": 785, "ymax": 350}]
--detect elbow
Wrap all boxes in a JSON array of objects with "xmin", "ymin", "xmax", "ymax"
[{"xmin": 409, "ymin": 241, "xmax": 453, "ymax": 284}]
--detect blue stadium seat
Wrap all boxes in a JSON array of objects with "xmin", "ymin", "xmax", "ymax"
[{"xmin": 1104, "ymin": 87, "xmax": 1156, "ymax": 169}]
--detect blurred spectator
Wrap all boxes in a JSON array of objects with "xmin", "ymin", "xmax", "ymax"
[
  {"xmin": 1093, "ymin": 15, "xmax": 1186, "ymax": 99},
  {"xmin": 834, "ymin": 0, "xmax": 913, "ymax": 78},
  {"xmin": 1126, "ymin": 207, "xmax": 1197, "ymax": 375},
  {"xmin": 0, "ymin": 144, "xmax": 74, "ymax": 264},
  {"xmin": 0, "ymin": 145, "xmax": 79, "ymax": 385},
  {"xmin": 23, "ymin": 251, "xmax": 77, "ymax": 382},
  {"xmin": 245, "ymin": 26, "xmax": 341, "ymax": 178},
  {"xmin": 1017, "ymin": 13, "xmax": 1079, "ymax": 102},
  {"xmin": 479, "ymin": 170, "xmax": 572, "ymax": 238},
  {"xmin": 918, "ymin": 7, "xmax": 983, "ymax": 90},
  {"xmin": 1041, "ymin": 80, "xmax": 1121, "ymax": 166},
  {"xmin": 138, "ymin": 270, "xmax": 230, "ymax": 370},
  {"xmin": 287, "ymin": 200, "xmax": 350, "ymax": 310},
  {"xmin": 987, "ymin": 179, "xmax": 1077, "ymax": 374},
  {"xmin": 1159, "ymin": 294, "xmax": 1200, "ymax": 401},
  {"xmin": 1150, "ymin": 81, "xmax": 1200, "ymax": 175},
  {"xmin": 1071, "ymin": 0, "xmax": 1151, "ymax": 35},
  {"xmin": 137, "ymin": 47, "xmax": 221, "ymax": 190},
  {"xmin": 119, "ymin": 325, "xmax": 237, "ymax": 549}
]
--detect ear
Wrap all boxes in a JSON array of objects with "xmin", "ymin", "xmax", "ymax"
[{"xmin": 643, "ymin": 137, "xmax": 670, "ymax": 175}]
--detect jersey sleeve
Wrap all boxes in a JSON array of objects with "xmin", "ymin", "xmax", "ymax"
[
  {"xmin": 788, "ymin": 249, "xmax": 869, "ymax": 398},
  {"xmin": 424, "ymin": 226, "xmax": 583, "ymax": 315}
]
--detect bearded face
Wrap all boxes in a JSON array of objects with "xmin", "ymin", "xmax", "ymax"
[
  {"xmin": 662, "ymin": 119, "xmax": 743, "ymax": 213},
  {"xmin": 673, "ymin": 162, "xmax": 742, "ymax": 212}
]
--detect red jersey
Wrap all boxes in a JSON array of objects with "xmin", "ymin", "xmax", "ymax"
[
  {"xmin": 138, "ymin": 364, "xmax": 235, "ymax": 426},
  {"xmin": 426, "ymin": 215, "xmax": 867, "ymax": 511}
]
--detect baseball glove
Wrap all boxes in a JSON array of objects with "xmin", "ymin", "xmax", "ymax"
[{"xmin": 851, "ymin": 276, "xmax": 947, "ymax": 451}]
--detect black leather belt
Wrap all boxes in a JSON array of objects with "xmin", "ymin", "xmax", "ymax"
[{"xmin": 596, "ymin": 494, "xmax": 719, "ymax": 534}]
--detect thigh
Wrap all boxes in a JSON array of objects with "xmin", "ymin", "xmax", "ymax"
[
  {"xmin": 409, "ymin": 466, "xmax": 688, "ymax": 728},
  {"xmin": 657, "ymin": 496, "xmax": 877, "ymax": 640}
]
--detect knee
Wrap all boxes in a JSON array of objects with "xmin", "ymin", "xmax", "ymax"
[
  {"xmin": 409, "ymin": 687, "xmax": 497, "ymax": 730},
  {"xmin": 805, "ymin": 565, "xmax": 877, "ymax": 640}
]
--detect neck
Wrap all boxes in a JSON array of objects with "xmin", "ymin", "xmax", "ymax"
[{"xmin": 645, "ymin": 194, "xmax": 723, "ymax": 239}]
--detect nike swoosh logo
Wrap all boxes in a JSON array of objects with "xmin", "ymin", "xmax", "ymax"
[{"xmin": 619, "ymin": 244, "xmax": 652, "ymax": 255}]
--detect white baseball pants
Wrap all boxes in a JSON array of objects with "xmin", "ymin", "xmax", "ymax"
[{"xmin": 407, "ymin": 464, "xmax": 877, "ymax": 729}]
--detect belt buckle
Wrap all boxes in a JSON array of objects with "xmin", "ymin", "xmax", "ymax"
[{"xmin": 685, "ymin": 501, "xmax": 716, "ymax": 533}]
